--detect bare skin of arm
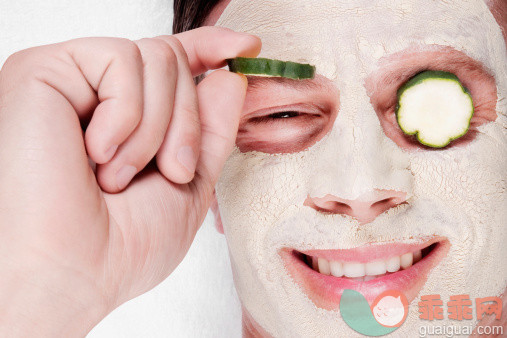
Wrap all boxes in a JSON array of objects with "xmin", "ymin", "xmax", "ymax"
[{"xmin": 0, "ymin": 27, "xmax": 260, "ymax": 337}]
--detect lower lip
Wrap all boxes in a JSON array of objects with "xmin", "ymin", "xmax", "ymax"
[{"xmin": 279, "ymin": 240, "xmax": 450, "ymax": 311}]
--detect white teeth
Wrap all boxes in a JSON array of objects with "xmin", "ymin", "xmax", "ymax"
[
  {"xmin": 400, "ymin": 252, "xmax": 414, "ymax": 269},
  {"xmin": 365, "ymin": 260, "xmax": 387, "ymax": 276},
  {"xmin": 318, "ymin": 257, "xmax": 331, "ymax": 275},
  {"xmin": 413, "ymin": 250, "xmax": 422, "ymax": 263},
  {"xmin": 343, "ymin": 262, "xmax": 366, "ymax": 277},
  {"xmin": 330, "ymin": 261, "xmax": 343, "ymax": 277},
  {"xmin": 308, "ymin": 247, "xmax": 427, "ymax": 279},
  {"xmin": 386, "ymin": 256, "xmax": 401, "ymax": 272}
]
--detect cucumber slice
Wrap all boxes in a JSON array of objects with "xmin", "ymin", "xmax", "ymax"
[
  {"xmin": 227, "ymin": 57, "xmax": 315, "ymax": 80},
  {"xmin": 396, "ymin": 70, "xmax": 474, "ymax": 148}
]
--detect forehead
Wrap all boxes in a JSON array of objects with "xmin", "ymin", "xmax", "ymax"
[{"xmin": 216, "ymin": 0, "xmax": 501, "ymax": 79}]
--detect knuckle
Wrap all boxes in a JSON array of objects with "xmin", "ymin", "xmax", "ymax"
[
  {"xmin": 136, "ymin": 38, "xmax": 178, "ymax": 74},
  {"xmin": 1, "ymin": 46, "xmax": 57, "ymax": 87},
  {"xmin": 157, "ymin": 42, "xmax": 178, "ymax": 65},
  {"xmin": 117, "ymin": 38, "xmax": 143, "ymax": 64},
  {"xmin": 2, "ymin": 47, "xmax": 38, "ymax": 72},
  {"xmin": 158, "ymin": 35, "xmax": 187, "ymax": 59},
  {"xmin": 136, "ymin": 38, "xmax": 179, "ymax": 69},
  {"xmin": 3, "ymin": 50, "xmax": 25, "ymax": 67},
  {"xmin": 166, "ymin": 35, "xmax": 185, "ymax": 51},
  {"xmin": 149, "ymin": 39, "xmax": 178, "ymax": 65}
]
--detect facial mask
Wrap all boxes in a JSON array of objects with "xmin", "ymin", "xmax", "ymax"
[{"xmin": 215, "ymin": 0, "xmax": 507, "ymax": 336}]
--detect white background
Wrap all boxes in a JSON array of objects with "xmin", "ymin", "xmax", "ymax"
[{"xmin": 0, "ymin": 0, "xmax": 242, "ymax": 336}]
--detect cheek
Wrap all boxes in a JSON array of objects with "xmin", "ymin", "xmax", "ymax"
[
  {"xmin": 409, "ymin": 134, "xmax": 506, "ymax": 222},
  {"xmin": 216, "ymin": 153, "xmax": 290, "ymax": 230},
  {"xmin": 216, "ymin": 148, "xmax": 315, "ymax": 239},
  {"xmin": 409, "ymin": 138, "xmax": 507, "ymax": 297}
]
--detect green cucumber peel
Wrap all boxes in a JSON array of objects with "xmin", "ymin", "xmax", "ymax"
[
  {"xmin": 226, "ymin": 57, "xmax": 316, "ymax": 80},
  {"xmin": 396, "ymin": 70, "xmax": 474, "ymax": 148}
]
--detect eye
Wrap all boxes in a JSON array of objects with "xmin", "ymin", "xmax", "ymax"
[
  {"xmin": 248, "ymin": 111, "xmax": 302, "ymax": 123},
  {"xmin": 237, "ymin": 74, "xmax": 339, "ymax": 154},
  {"xmin": 395, "ymin": 70, "xmax": 474, "ymax": 148},
  {"xmin": 268, "ymin": 111, "xmax": 300, "ymax": 119},
  {"xmin": 237, "ymin": 104, "xmax": 335, "ymax": 153},
  {"xmin": 367, "ymin": 48, "xmax": 498, "ymax": 151}
]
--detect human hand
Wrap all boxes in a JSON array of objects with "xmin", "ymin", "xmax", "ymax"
[{"xmin": 0, "ymin": 27, "xmax": 260, "ymax": 336}]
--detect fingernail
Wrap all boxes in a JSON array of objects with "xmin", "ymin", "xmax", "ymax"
[
  {"xmin": 104, "ymin": 144, "xmax": 118, "ymax": 162},
  {"xmin": 116, "ymin": 165, "xmax": 137, "ymax": 190},
  {"xmin": 177, "ymin": 146, "xmax": 197, "ymax": 174}
]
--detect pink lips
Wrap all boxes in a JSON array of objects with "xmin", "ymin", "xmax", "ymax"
[{"xmin": 279, "ymin": 238, "xmax": 450, "ymax": 311}]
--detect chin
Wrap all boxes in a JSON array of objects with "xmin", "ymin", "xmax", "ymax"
[{"xmin": 222, "ymin": 203, "xmax": 506, "ymax": 337}]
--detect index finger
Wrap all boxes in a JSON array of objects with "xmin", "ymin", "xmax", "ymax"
[{"xmin": 156, "ymin": 26, "xmax": 261, "ymax": 77}]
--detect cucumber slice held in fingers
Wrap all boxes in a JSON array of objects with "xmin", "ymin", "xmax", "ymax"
[
  {"xmin": 396, "ymin": 70, "xmax": 474, "ymax": 148},
  {"xmin": 227, "ymin": 57, "xmax": 316, "ymax": 80}
]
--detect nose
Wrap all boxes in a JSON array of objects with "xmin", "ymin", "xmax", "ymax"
[{"xmin": 304, "ymin": 190, "xmax": 407, "ymax": 224}]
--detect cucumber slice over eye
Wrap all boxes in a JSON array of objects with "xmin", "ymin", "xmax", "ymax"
[
  {"xmin": 227, "ymin": 57, "xmax": 316, "ymax": 80},
  {"xmin": 396, "ymin": 70, "xmax": 474, "ymax": 148}
]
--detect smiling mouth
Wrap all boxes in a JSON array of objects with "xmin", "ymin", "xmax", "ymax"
[
  {"xmin": 279, "ymin": 237, "xmax": 450, "ymax": 310},
  {"xmin": 301, "ymin": 243, "xmax": 436, "ymax": 281}
]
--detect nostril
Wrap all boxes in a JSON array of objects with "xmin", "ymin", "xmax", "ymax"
[
  {"xmin": 327, "ymin": 201, "xmax": 353, "ymax": 213},
  {"xmin": 371, "ymin": 197, "xmax": 395, "ymax": 209},
  {"xmin": 304, "ymin": 190, "xmax": 407, "ymax": 224},
  {"xmin": 312, "ymin": 201, "xmax": 352, "ymax": 214}
]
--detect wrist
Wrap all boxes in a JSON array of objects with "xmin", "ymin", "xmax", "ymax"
[{"xmin": 0, "ymin": 260, "xmax": 110, "ymax": 337}]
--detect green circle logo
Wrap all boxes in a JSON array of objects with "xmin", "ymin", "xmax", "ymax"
[{"xmin": 340, "ymin": 289, "xmax": 409, "ymax": 336}]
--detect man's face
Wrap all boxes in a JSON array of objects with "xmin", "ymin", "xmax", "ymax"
[{"xmin": 214, "ymin": 0, "xmax": 507, "ymax": 336}]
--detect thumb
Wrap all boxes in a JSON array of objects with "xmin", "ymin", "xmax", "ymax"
[{"xmin": 193, "ymin": 69, "xmax": 248, "ymax": 199}]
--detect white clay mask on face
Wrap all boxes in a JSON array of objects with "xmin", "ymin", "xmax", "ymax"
[{"xmin": 215, "ymin": 0, "xmax": 507, "ymax": 337}]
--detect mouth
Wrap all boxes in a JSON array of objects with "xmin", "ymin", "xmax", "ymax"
[{"xmin": 279, "ymin": 237, "xmax": 450, "ymax": 310}]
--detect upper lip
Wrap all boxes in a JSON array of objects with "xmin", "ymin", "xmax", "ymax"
[
  {"xmin": 279, "ymin": 236, "xmax": 450, "ymax": 309},
  {"xmin": 298, "ymin": 236, "xmax": 441, "ymax": 263}
]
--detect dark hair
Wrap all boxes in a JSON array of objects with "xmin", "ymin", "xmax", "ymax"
[{"xmin": 173, "ymin": 0, "xmax": 222, "ymax": 34}]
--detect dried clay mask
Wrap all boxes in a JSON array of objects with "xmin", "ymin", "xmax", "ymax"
[{"xmin": 215, "ymin": 0, "xmax": 507, "ymax": 336}]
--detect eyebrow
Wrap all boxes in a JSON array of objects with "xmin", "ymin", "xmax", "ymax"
[
  {"xmin": 372, "ymin": 47, "xmax": 491, "ymax": 90},
  {"xmin": 246, "ymin": 76, "xmax": 325, "ymax": 91}
]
